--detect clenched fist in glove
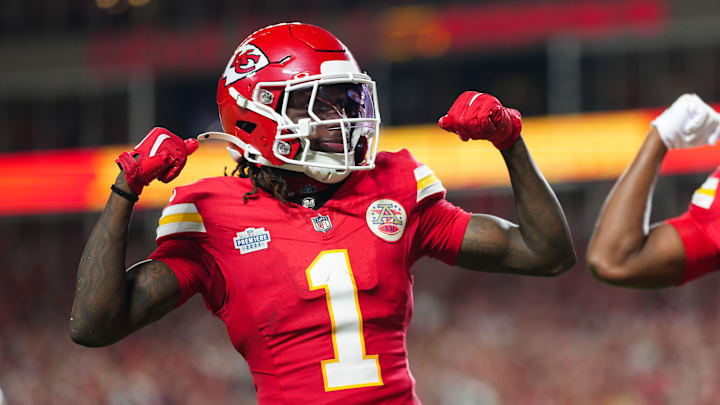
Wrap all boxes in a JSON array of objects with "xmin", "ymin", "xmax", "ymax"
[
  {"xmin": 652, "ymin": 93, "xmax": 720, "ymax": 149},
  {"xmin": 438, "ymin": 91, "xmax": 522, "ymax": 150},
  {"xmin": 116, "ymin": 127, "xmax": 199, "ymax": 196}
]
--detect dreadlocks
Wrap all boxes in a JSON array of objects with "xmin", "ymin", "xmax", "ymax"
[{"xmin": 226, "ymin": 157, "xmax": 293, "ymax": 204}]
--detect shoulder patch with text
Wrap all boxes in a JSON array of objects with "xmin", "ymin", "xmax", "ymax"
[
  {"xmin": 233, "ymin": 227, "xmax": 272, "ymax": 254},
  {"xmin": 222, "ymin": 44, "xmax": 270, "ymax": 86},
  {"xmin": 366, "ymin": 199, "xmax": 407, "ymax": 242}
]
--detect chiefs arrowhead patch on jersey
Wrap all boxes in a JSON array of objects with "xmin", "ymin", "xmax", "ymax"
[
  {"xmin": 366, "ymin": 199, "xmax": 407, "ymax": 242},
  {"xmin": 223, "ymin": 44, "xmax": 270, "ymax": 86}
]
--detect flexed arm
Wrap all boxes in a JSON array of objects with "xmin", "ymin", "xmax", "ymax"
[
  {"xmin": 439, "ymin": 92, "xmax": 576, "ymax": 276},
  {"xmin": 70, "ymin": 128, "xmax": 197, "ymax": 346},
  {"xmin": 587, "ymin": 94, "xmax": 720, "ymax": 287}
]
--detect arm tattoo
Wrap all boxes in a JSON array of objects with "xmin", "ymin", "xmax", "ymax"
[
  {"xmin": 457, "ymin": 138, "xmax": 575, "ymax": 275},
  {"xmin": 127, "ymin": 261, "xmax": 180, "ymax": 329},
  {"xmin": 70, "ymin": 173, "xmax": 178, "ymax": 345}
]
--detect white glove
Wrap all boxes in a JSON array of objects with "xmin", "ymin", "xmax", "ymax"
[{"xmin": 651, "ymin": 94, "xmax": 720, "ymax": 149}]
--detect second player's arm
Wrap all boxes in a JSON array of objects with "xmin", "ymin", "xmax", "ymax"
[
  {"xmin": 70, "ymin": 173, "xmax": 180, "ymax": 347},
  {"xmin": 456, "ymin": 138, "xmax": 576, "ymax": 276},
  {"xmin": 586, "ymin": 128, "xmax": 685, "ymax": 287}
]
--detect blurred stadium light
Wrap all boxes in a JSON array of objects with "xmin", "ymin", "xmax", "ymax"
[
  {"xmin": 128, "ymin": 0, "xmax": 151, "ymax": 7},
  {"xmin": 95, "ymin": 0, "xmax": 120, "ymax": 10},
  {"xmin": 2, "ymin": 104, "xmax": 719, "ymax": 216}
]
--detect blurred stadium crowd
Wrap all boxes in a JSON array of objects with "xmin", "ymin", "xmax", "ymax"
[
  {"xmin": 5, "ymin": 182, "xmax": 720, "ymax": 404},
  {"xmin": 4, "ymin": 0, "xmax": 720, "ymax": 404}
]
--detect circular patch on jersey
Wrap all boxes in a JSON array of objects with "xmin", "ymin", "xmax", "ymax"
[{"xmin": 366, "ymin": 199, "xmax": 407, "ymax": 242}]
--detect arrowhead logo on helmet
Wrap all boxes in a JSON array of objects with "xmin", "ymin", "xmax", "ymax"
[{"xmin": 223, "ymin": 44, "xmax": 270, "ymax": 86}]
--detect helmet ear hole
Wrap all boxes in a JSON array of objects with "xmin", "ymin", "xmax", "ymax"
[{"xmin": 235, "ymin": 121, "xmax": 257, "ymax": 135}]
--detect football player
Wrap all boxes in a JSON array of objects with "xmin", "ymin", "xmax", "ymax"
[
  {"xmin": 71, "ymin": 23, "xmax": 575, "ymax": 404},
  {"xmin": 588, "ymin": 94, "xmax": 720, "ymax": 287}
]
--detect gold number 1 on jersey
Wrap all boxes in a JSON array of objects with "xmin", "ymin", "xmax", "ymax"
[{"xmin": 306, "ymin": 249, "xmax": 383, "ymax": 391}]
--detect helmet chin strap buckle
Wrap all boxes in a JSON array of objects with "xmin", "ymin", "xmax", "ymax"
[
  {"xmin": 197, "ymin": 130, "xmax": 346, "ymax": 182},
  {"xmin": 198, "ymin": 130, "xmax": 362, "ymax": 184},
  {"xmin": 197, "ymin": 131, "xmax": 265, "ymax": 161}
]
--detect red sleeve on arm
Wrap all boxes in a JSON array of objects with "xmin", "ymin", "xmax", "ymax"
[
  {"xmin": 666, "ymin": 212, "xmax": 720, "ymax": 285},
  {"xmin": 148, "ymin": 238, "xmax": 225, "ymax": 312},
  {"xmin": 413, "ymin": 199, "xmax": 472, "ymax": 265}
]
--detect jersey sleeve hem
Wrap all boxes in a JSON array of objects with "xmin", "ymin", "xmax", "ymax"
[
  {"xmin": 146, "ymin": 255, "xmax": 195, "ymax": 308},
  {"xmin": 666, "ymin": 213, "xmax": 719, "ymax": 285},
  {"xmin": 444, "ymin": 210, "xmax": 472, "ymax": 266}
]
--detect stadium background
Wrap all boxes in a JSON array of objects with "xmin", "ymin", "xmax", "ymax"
[{"xmin": 3, "ymin": 0, "xmax": 720, "ymax": 403}]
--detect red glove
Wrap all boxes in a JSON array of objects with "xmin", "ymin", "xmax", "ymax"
[
  {"xmin": 438, "ymin": 91, "xmax": 522, "ymax": 150},
  {"xmin": 116, "ymin": 127, "xmax": 199, "ymax": 195}
]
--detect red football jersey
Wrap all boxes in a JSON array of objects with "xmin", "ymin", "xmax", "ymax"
[
  {"xmin": 667, "ymin": 167, "xmax": 720, "ymax": 284},
  {"xmin": 148, "ymin": 149, "xmax": 471, "ymax": 404}
]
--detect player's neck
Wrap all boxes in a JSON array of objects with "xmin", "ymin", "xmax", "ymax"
[
  {"xmin": 282, "ymin": 172, "xmax": 348, "ymax": 210},
  {"xmin": 282, "ymin": 172, "xmax": 333, "ymax": 196}
]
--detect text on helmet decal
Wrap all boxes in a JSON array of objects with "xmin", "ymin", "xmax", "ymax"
[{"xmin": 223, "ymin": 44, "xmax": 270, "ymax": 86}]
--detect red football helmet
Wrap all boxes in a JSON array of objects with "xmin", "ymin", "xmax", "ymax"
[{"xmin": 200, "ymin": 22, "xmax": 380, "ymax": 183}]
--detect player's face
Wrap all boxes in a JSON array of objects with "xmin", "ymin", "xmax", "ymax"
[{"xmin": 286, "ymin": 84, "xmax": 369, "ymax": 153}]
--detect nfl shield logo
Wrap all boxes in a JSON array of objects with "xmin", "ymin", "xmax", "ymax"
[{"xmin": 311, "ymin": 213, "xmax": 333, "ymax": 233}]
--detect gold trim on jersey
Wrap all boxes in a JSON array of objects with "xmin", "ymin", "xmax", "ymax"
[
  {"xmin": 414, "ymin": 164, "xmax": 445, "ymax": 202},
  {"xmin": 692, "ymin": 176, "xmax": 719, "ymax": 210},
  {"xmin": 158, "ymin": 212, "xmax": 203, "ymax": 226},
  {"xmin": 306, "ymin": 250, "xmax": 383, "ymax": 391},
  {"xmin": 156, "ymin": 203, "xmax": 206, "ymax": 240}
]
